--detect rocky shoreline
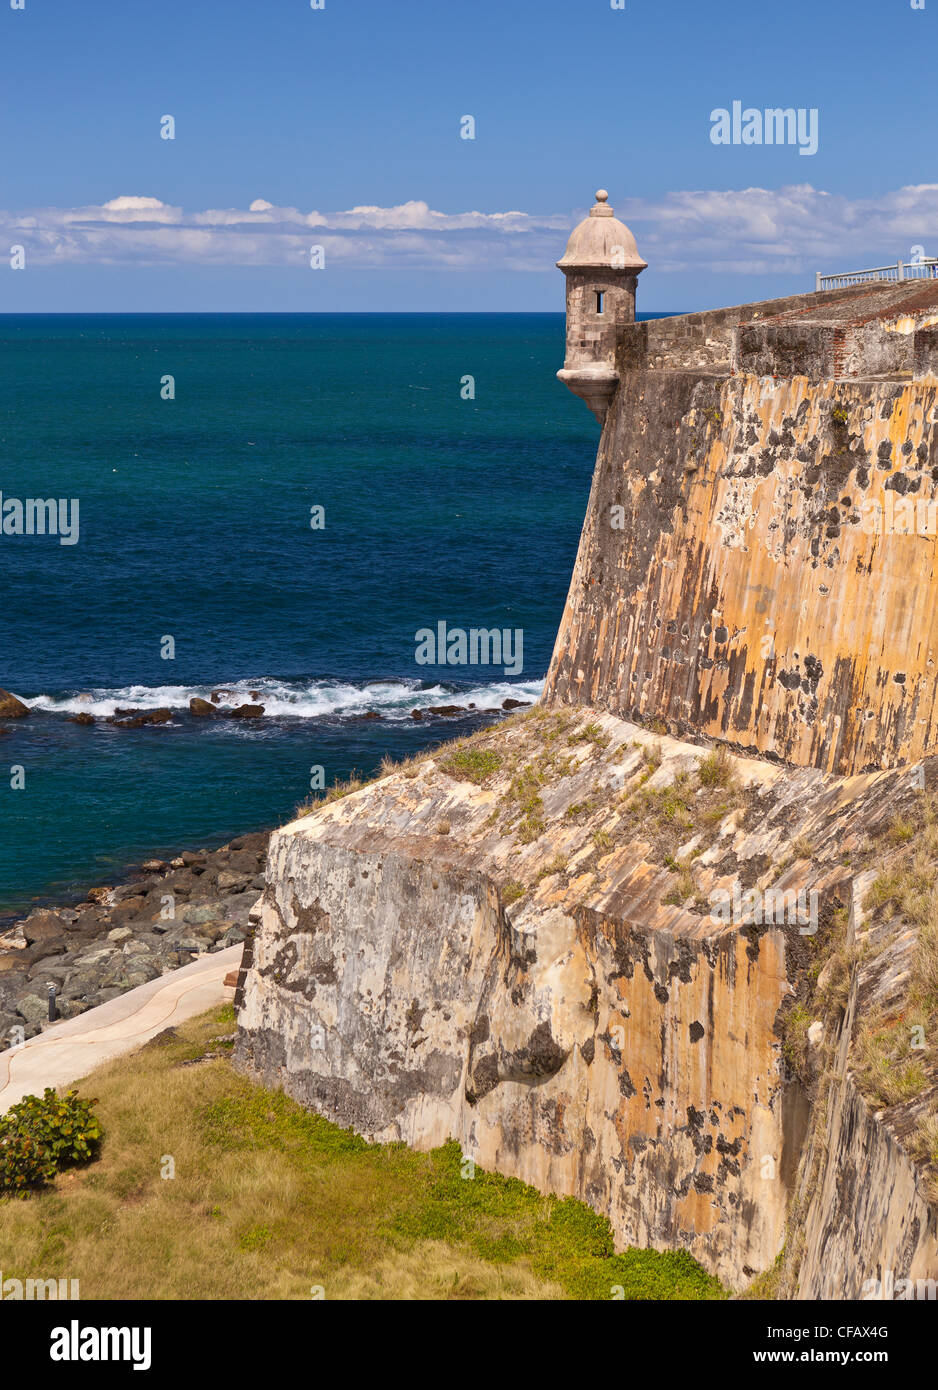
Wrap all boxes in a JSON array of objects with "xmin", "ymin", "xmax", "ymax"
[
  {"xmin": 0, "ymin": 830, "xmax": 268, "ymax": 1050},
  {"xmin": 0, "ymin": 684, "xmax": 531, "ymax": 733},
  {"xmin": 0, "ymin": 685, "xmax": 532, "ymax": 1051}
]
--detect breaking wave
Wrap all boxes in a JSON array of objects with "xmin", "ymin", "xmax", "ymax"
[{"xmin": 25, "ymin": 675, "xmax": 544, "ymax": 722}]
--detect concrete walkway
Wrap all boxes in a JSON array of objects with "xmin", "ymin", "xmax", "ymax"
[{"xmin": 0, "ymin": 945, "xmax": 241, "ymax": 1113}]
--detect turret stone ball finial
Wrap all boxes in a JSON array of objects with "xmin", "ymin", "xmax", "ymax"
[{"xmin": 556, "ymin": 188, "xmax": 647, "ymax": 424}]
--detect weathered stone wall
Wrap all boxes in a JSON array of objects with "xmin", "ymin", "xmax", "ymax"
[
  {"xmin": 237, "ymin": 282, "xmax": 938, "ymax": 1299},
  {"xmin": 236, "ymin": 707, "xmax": 938, "ymax": 1291},
  {"xmin": 784, "ymin": 870, "xmax": 938, "ymax": 1299},
  {"xmin": 617, "ymin": 286, "xmax": 876, "ymax": 374},
  {"xmin": 236, "ymin": 712, "xmax": 808, "ymax": 1287},
  {"xmin": 915, "ymin": 326, "xmax": 938, "ymax": 379},
  {"xmin": 544, "ymin": 367, "xmax": 938, "ymax": 774},
  {"xmin": 563, "ymin": 268, "xmax": 637, "ymax": 365}
]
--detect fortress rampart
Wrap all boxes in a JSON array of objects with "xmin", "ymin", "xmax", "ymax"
[
  {"xmin": 236, "ymin": 198, "xmax": 938, "ymax": 1296},
  {"xmin": 547, "ymin": 278, "xmax": 938, "ymax": 775}
]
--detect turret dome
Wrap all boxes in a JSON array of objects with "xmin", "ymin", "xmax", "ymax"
[{"xmin": 556, "ymin": 190, "xmax": 647, "ymax": 271}]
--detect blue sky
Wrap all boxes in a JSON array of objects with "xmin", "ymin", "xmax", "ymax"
[{"xmin": 1, "ymin": 0, "xmax": 936, "ymax": 311}]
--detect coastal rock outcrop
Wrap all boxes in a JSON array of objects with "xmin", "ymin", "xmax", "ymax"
[
  {"xmin": 0, "ymin": 688, "xmax": 30, "ymax": 718},
  {"xmin": 107, "ymin": 707, "xmax": 173, "ymax": 729},
  {"xmin": 0, "ymin": 831, "xmax": 269, "ymax": 1043}
]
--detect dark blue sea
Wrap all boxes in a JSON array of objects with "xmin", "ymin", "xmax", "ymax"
[{"xmin": 0, "ymin": 312, "xmax": 662, "ymax": 916}]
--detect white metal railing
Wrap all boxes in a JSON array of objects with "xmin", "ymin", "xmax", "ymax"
[{"xmin": 816, "ymin": 258, "xmax": 938, "ymax": 292}]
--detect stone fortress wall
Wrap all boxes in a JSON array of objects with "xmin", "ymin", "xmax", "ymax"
[
  {"xmin": 548, "ymin": 258, "xmax": 938, "ymax": 775},
  {"xmin": 236, "ymin": 194, "xmax": 938, "ymax": 1296}
]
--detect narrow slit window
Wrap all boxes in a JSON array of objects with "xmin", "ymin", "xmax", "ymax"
[{"xmin": 595, "ymin": 291, "xmax": 604, "ymax": 314}]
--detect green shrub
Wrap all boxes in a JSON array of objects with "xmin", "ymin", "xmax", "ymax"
[
  {"xmin": 441, "ymin": 749, "xmax": 503, "ymax": 785},
  {"xmin": 0, "ymin": 1088, "xmax": 103, "ymax": 1195},
  {"xmin": 697, "ymin": 746, "xmax": 735, "ymax": 789},
  {"xmin": 0, "ymin": 1130, "xmax": 57, "ymax": 1195}
]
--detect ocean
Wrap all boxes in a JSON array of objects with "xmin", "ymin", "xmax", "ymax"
[{"xmin": 0, "ymin": 312, "xmax": 659, "ymax": 916}]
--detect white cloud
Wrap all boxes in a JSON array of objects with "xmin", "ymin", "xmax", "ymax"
[
  {"xmin": 0, "ymin": 194, "xmax": 566, "ymax": 269},
  {"xmin": 2, "ymin": 185, "xmax": 937, "ymax": 274},
  {"xmin": 100, "ymin": 196, "xmax": 168, "ymax": 213},
  {"xmin": 622, "ymin": 184, "xmax": 938, "ymax": 274}
]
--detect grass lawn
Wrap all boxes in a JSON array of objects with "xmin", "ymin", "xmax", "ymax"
[{"xmin": 0, "ymin": 1006, "xmax": 725, "ymax": 1301}]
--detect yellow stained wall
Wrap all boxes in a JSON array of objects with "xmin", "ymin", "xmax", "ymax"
[{"xmin": 545, "ymin": 370, "xmax": 938, "ymax": 773}]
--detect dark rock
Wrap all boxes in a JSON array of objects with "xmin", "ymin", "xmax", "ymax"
[
  {"xmin": 226, "ymin": 849, "xmax": 261, "ymax": 874},
  {"xmin": 427, "ymin": 705, "xmax": 466, "ymax": 717},
  {"xmin": 161, "ymin": 930, "xmax": 207, "ymax": 953},
  {"xmin": 0, "ymin": 689, "xmax": 30, "ymax": 718},
  {"xmin": 227, "ymin": 704, "xmax": 264, "ymax": 719},
  {"xmin": 0, "ymin": 1010, "xmax": 22, "ymax": 1045},
  {"xmin": 178, "ymin": 903, "xmax": 221, "ymax": 926},
  {"xmin": 217, "ymin": 892, "xmax": 258, "ymax": 925},
  {"xmin": 109, "ymin": 896, "xmax": 148, "ymax": 923},
  {"xmin": 215, "ymin": 870, "xmax": 253, "ymax": 892},
  {"xmin": 69, "ymin": 712, "xmax": 95, "ymax": 725},
  {"xmin": 14, "ymin": 992, "xmax": 49, "ymax": 1026},
  {"xmin": 228, "ymin": 832, "xmax": 269, "ymax": 854},
  {"xmin": 60, "ymin": 917, "xmax": 90, "ymax": 935},
  {"xmin": 132, "ymin": 932, "xmax": 166, "ymax": 949},
  {"xmin": 211, "ymin": 690, "xmax": 233, "ymax": 703},
  {"xmin": 410, "ymin": 708, "xmax": 423, "ymax": 720},
  {"xmin": 196, "ymin": 922, "xmax": 229, "ymax": 944},
  {"xmin": 181, "ymin": 851, "xmax": 206, "ymax": 867},
  {"xmin": 86, "ymin": 988, "xmax": 125, "ymax": 1008},
  {"xmin": 99, "ymin": 958, "xmax": 161, "ymax": 990},
  {"xmin": 107, "ymin": 707, "xmax": 173, "ymax": 728},
  {"xmin": 110, "ymin": 882, "xmax": 148, "ymax": 903},
  {"xmin": 21, "ymin": 909, "xmax": 69, "ymax": 945},
  {"xmin": 502, "ymin": 699, "xmax": 531, "ymax": 710},
  {"xmin": 159, "ymin": 870, "xmax": 200, "ymax": 897},
  {"xmin": 143, "ymin": 707, "xmax": 173, "ymax": 725},
  {"xmin": 189, "ymin": 697, "xmax": 216, "ymax": 717},
  {"xmin": 26, "ymin": 960, "xmax": 72, "ymax": 983}
]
